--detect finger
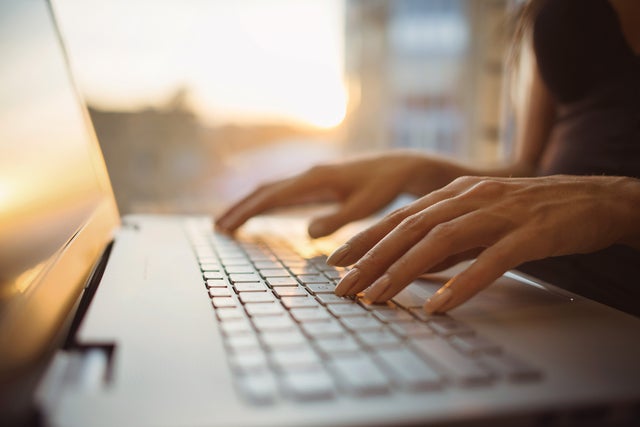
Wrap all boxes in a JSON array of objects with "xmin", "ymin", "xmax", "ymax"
[
  {"xmin": 422, "ymin": 248, "xmax": 483, "ymax": 275},
  {"xmin": 307, "ymin": 179, "xmax": 403, "ymax": 238},
  {"xmin": 424, "ymin": 230, "xmax": 536, "ymax": 314},
  {"xmin": 327, "ymin": 181, "xmax": 475, "ymax": 267},
  {"xmin": 361, "ymin": 211, "xmax": 508, "ymax": 303},
  {"xmin": 216, "ymin": 172, "xmax": 328, "ymax": 233},
  {"xmin": 335, "ymin": 199, "xmax": 490, "ymax": 297}
]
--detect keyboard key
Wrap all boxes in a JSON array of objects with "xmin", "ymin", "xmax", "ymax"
[
  {"xmin": 261, "ymin": 331, "xmax": 307, "ymax": 349},
  {"xmin": 314, "ymin": 335, "xmax": 361, "ymax": 356},
  {"xmin": 230, "ymin": 352, "xmax": 269, "ymax": 373},
  {"xmin": 356, "ymin": 329, "xmax": 401, "ymax": 348},
  {"xmin": 297, "ymin": 274, "xmax": 332, "ymax": 285},
  {"xmin": 375, "ymin": 348, "xmax": 443, "ymax": 391},
  {"xmin": 254, "ymin": 261, "xmax": 283, "ymax": 270},
  {"xmin": 197, "ymin": 256, "xmax": 218, "ymax": 264},
  {"xmin": 230, "ymin": 273, "xmax": 262, "ymax": 283},
  {"xmin": 204, "ymin": 271, "xmax": 225, "ymax": 280},
  {"xmin": 200, "ymin": 263, "xmax": 222, "ymax": 272},
  {"xmin": 270, "ymin": 347, "xmax": 321, "ymax": 371},
  {"xmin": 289, "ymin": 307, "xmax": 332, "ymax": 322},
  {"xmin": 220, "ymin": 258, "xmax": 251, "ymax": 267},
  {"xmin": 371, "ymin": 309, "xmax": 415, "ymax": 323},
  {"xmin": 226, "ymin": 335, "xmax": 261, "ymax": 351},
  {"xmin": 280, "ymin": 297, "xmax": 318, "ymax": 309},
  {"xmin": 259, "ymin": 268, "xmax": 290, "ymax": 277},
  {"xmin": 273, "ymin": 287, "xmax": 308, "ymax": 298},
  {"xmin": 266, "ymin": 277, "xmax": 299, "ymax": 287},
  {"xmin": 327, "ymin": 304, "xmax": 369, "ymax": 318},
  {"xmin": 315, "ymin": 294, "xmax": 354, "ymax": 305},
  {"xmin": 220, "ymin": 320, "xmax": 254, "ymax": 335},
  {"xmin": 306, "ymin": 283, "xmax": 335, "ymax": 295},
  {"xmin": 289, "ymin": 266, "xmax": 319, "ymax": 275},
  {"xmin": 212, "ymin": 297, "xmax": 238, "ymax": 308},
  {"xmin": 340, "ymin": 316, "xmax": 384, "ymax": 332},
  {"xmin": 300, "ymin": 319, "xmax": 345, "ymax": 338},
  {"xmin": 209, "ymin": 288, "xmax": 232, "ymax": 297},
  {"xmin": 206, "ymin": 278, "xmax": 230, "ymax": 288},
  {"xmin": 216, "ymin": 307, "xmax": 246, "ymax": 321},
  {"xmin": 428, "ymin": 317, "xmax": 473, "ymax": 337},
  {"xmin": 389, "ymin": 321, "xmax": 434, "ymax": 338},
  {"xmin": 239, "ymin": 292, "xmax": 275, "ymax": 304},
  {"xmin": 251, "ymin": 315, "xmax": 296, "ymax": 332},
  {"xmin": 245, "ymin": 303, "xmax": 285, "ymax": 317},
  {"xmin": 226, "ymin": 265, "xmax": 256, "ymax": 274},
  {"xmin": 329, "ymin": 355, "xmax": 390, "ymax": 396},
  {"xmin": 324, "ymin": 270, "xmax": 345, "ymax": 280},
  {"xmin": 280, "ymin": 369, "xmax": 335, "ymax": 401},
  {"xmin": 408, "ymin": 308, "xmax": 430, "ymax": 322},
  {"xmin": 236, "ymin": 372, "xmax": 278, "ymax": 404},
  {"xmin": 248, "ymin": 253, "xmax": 277, "ymax": 262},
  {"xmin": 280, "ymin": 259, "xmax": 308, "ymax": 268},
  {"xmin": 410, "ymin": 336, "xmax": 493, "ymax": 386},
  {"xmin": 450, "ymin": 335, "xmax": 501, "ymax": 355},
  {"xmin": 234, "ymin": 282, "xmax": 268, "ymax": 292},
  {"xmin": 391, "ymin": 288, "xmax": 424, "ymax": 309}
]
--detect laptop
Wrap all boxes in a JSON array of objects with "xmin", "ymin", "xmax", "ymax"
[{"xmin": 1, "ymin": 1, "xmax": 639, "ymax": 426}]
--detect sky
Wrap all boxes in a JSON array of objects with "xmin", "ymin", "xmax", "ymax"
[{"xmin": 53, "ymin": 0, "xmax": 347, "ymax": 128}]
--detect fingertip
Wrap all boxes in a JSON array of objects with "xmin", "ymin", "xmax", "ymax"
[
  {"xmin": 308, "ymin": 217, "xmax": 341, "ymax": 239},
  {"xmin": 307, "ymin": 221, "xmax": 330, "ymax": 239},
  {"xmin": 423, "ymin": 286, "xmax": 453, "ymax": 314}
]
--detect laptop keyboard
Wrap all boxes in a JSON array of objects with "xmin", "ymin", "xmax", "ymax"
[{"xmin": 187, "ymin": 223, "xmax": 541, "ymax": 404}]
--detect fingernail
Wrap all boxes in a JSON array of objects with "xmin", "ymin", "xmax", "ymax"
[
  {"xmin": 363, "ymin": 274, "xmax": 391, "ymax": 302},
  {"xmin": 335, "ymin": 268, "xmax": 360, "ymax": 296},
  {"xmin": 326, "ymin": 244, "xmax": 350, "ymax": 266},
  {"xmin": 424, "ymin": 287, "xmax": 453, "ymax": 314}
]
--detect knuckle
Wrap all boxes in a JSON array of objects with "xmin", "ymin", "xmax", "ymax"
[
  {"xmin": 383, "ymin": 206, "xmax": 410, "ymax": 225},
  {"xmin": 468, "ymin": 179, "xmax": 505, "ymax": 197},
  {"xmin": 429, "ymin": 221, "xmax": 458, "ymax": 242},
  {"xmin": 398, "ymin": 213, "xmax": 425, "ymax": 234},
  {"xmin": 451, "ymin": 175, "xmax": 478, "ymax": 187}
]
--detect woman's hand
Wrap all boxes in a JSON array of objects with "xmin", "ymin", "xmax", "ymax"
[
  {"xmin": 216, "ymin": 152, "xmax": 459, "ymax": 238},
  {"xmin": 328, "ymin": 175, "xmax": 640, "ymax": 313}
]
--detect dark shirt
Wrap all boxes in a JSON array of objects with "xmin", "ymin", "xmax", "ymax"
[
  {"xmin": 518, "ymin": 0, "xmax": 640, "ymax": 317},
  {"xmin": 534, "ymin": 0, "xmax": 640, "ymax": 178}
]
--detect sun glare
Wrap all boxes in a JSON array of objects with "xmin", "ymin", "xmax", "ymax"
[{"xmin": 55, "ymin": 0, "xmax": 346, "ymax": 129}]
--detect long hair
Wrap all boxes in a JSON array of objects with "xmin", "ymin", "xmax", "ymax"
[{"xmin": 507, "ymin": 0, "xmax": 548, "ymax": 68}]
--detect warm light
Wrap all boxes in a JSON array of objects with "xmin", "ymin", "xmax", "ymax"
[{"xmin": 55, "ymin": 0, "xmax": 346, "ymax": 129}]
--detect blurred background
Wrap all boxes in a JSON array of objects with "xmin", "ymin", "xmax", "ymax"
[{"xmin": 53, "ymin": 0, "xmax": 515, "ymax": 215}]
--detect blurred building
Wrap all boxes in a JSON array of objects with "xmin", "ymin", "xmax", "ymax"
[
  {"xmin": 89, "ymin": 90, "xmax": 207, "ymax": 213},
  {"xmin": 344, "ymin": 0, "xmax": 509, "ymax": 164},
  {"xmin": 90, "ymin": 91, "xmax": 340, "ymax": 215}
]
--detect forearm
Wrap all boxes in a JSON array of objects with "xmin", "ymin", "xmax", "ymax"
[{"xmin": 616, "ymin": 177, "xmax": 640, "ymax": 250}]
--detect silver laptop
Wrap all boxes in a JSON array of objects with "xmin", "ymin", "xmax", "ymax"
[{"xmin": 1, "ymin": 1, "xmax": 639, "ymax": 426}]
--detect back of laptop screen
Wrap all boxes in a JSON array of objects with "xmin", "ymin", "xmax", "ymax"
[{"xmin": 0, "ymin": 0, "xmax": 117, "ymax": 376}]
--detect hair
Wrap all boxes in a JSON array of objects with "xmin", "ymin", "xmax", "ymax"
[{"xmin": 506, "ymin": 0, "xmax": 548, "ymax": 68}]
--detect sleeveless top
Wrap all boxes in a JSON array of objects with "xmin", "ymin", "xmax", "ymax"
[{"xmin": 517, "ymin": 0, "xmax": 640, "ymax": 317}]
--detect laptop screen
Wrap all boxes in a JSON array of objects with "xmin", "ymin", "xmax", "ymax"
[
  {"xmin": 0, "ymin": 0, "xmax": 112, "ymax": 299},
  {"xmin": 0, "ymin": 0, "xmax": 118, "ymax": 377}
]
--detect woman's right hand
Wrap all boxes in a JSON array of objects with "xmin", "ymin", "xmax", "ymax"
[{"xmin": 215, "ymin": 152, "xmax": 457, "ymax": 238}]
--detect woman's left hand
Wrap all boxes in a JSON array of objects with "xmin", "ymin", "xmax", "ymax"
[{"xmin": 328, "ymin": 175, "xmax": 640, "ymax": 314}]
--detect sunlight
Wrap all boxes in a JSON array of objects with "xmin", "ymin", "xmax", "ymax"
[{"xmin": 54, "ymin": 0, "xmax": 346, "ymax": 129}]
